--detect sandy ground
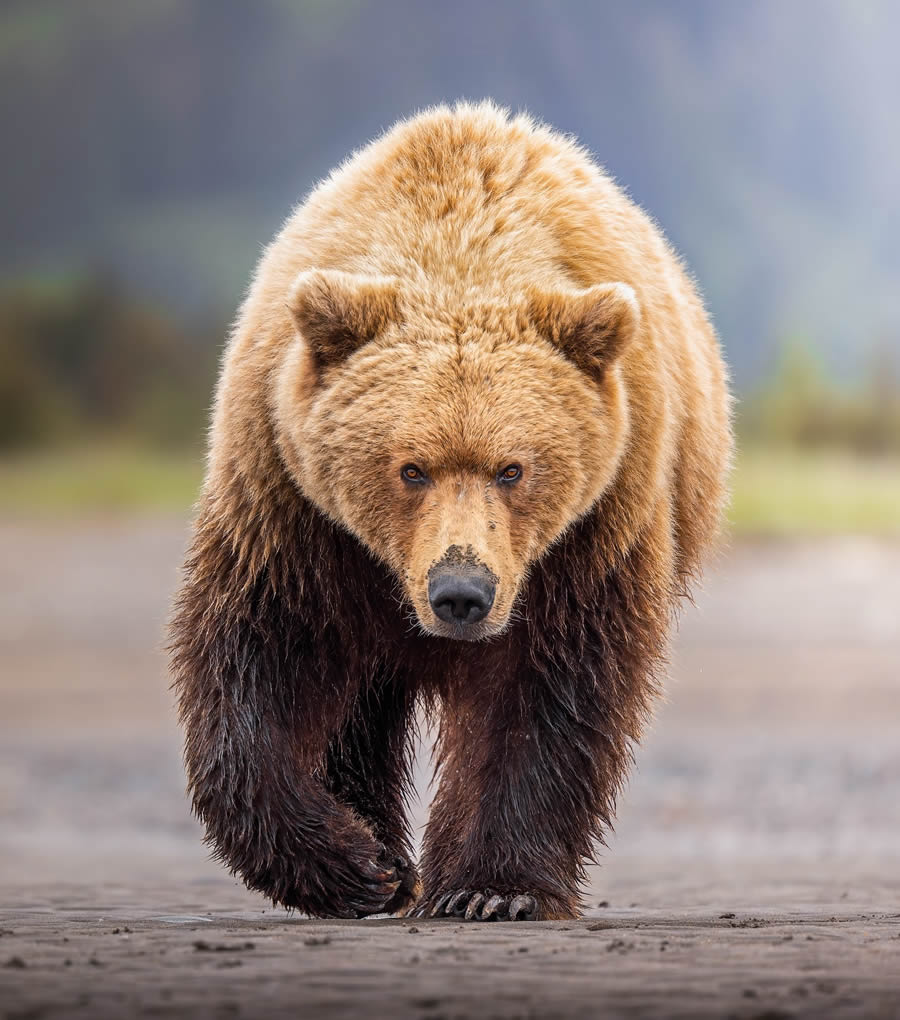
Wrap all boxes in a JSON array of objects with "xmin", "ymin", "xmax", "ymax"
[{"xmin": 1, "ymin": 519, "xmax": 899, "ymax": 1018}]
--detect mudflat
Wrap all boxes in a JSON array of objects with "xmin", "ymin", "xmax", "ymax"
[{"xmin": 1, "ymin": 520, "xmax": 899, "ymax": 1018}]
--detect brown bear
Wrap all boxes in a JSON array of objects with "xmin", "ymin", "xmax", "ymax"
[{"xmin": 170, "ymin": 101, "xmax": 732, "ymax": 922}]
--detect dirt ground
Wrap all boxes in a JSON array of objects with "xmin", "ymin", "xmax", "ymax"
[{"xmin": 1, "ymin": 519, "xmax": 899, "ymax": 1018}]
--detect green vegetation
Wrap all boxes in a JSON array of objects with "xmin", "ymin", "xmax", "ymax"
[
  {"xmin": 0, "ymin": 446, "xmax": 203, "ymax": 516},
  {"xmin": 739, "ymin": 341, "xmax": 900, "ymax": 455},
  {"xmin": 730, "ymin": 447, "xmax": 900, "ymax": 536},
  {"xmin": 726, "ymin": 340, "xmax": 900, "ymax": 534},
  {"xmin": 0, "ymin": 277, "xmax": 217, "ymax": 451}
]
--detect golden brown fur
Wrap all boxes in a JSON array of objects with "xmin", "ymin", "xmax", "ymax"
[{"xmin": 171, "ymin": 101, "xmax": 732, "ymax": 921}]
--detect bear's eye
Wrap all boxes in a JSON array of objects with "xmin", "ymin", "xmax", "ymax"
[
  {"xmin": 401, "ymin": 463, "xmax": 428, "ymax": 484},
  {"xmin": 497, "ymin": 464, "xmax": 522, "ymax": 483}
]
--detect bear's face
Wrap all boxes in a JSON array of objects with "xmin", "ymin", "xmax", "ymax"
[{"xmin": 275, "ymin": 271, "xmax": 638, "ymax": 641}]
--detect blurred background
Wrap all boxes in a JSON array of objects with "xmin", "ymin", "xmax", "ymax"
[
  {"xmin": 1, "ymin": 0, "xmax": 898, "ymax": 912},
  {"xmin": 2, "ymin": 0, "xmax": 900, "ymax": 524}
]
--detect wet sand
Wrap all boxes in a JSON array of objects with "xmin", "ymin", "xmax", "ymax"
[{"xmin": 1, "ymin": 521, "xmax": 899, "ymax": 1017}]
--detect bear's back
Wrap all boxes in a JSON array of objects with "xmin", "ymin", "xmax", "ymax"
[{"xmin": 271, "ymin": 102, "xmax": 666, "ymax": 302}]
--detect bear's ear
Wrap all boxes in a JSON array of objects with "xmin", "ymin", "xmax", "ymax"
[
  {"xmin": 528, "ymin": 282, "xmax": 640, "ymax": 381},
  {"xmin": 289, "ymin": 269, "xmax": 401, "ymax": 369}
]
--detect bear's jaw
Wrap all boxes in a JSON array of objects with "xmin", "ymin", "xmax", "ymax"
[{"xmin": 416, "ymin": 614, "xmax": 509, "ymax": 644}]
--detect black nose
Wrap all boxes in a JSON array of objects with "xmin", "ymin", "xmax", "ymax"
[{"xmin": 428, "ymin": 570, "xmax": 496, "ymax": 625}]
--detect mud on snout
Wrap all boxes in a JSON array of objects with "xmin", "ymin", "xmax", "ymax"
[{"xmin": 420, "ymin": 544, "xmax": 505, "ymax": 641}]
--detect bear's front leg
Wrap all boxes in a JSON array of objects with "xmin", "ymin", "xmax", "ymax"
[
  {"xmin": 171, "ymin": 516, "xmax": 407, "ymax": 919},
  {"xmin": 178, "ymin": 670, "xmax": 406, "ymax": 918},
  {"xmin": 415, "ymin": 657, "xmax": 634, "ymax": 921},
  {"xmin": 187, "ymin": 730, "xmax": 405, "ymax": 918},
  {"xmin": 324, "ymin": 672, "xmax": 421, "ymax": 915}
]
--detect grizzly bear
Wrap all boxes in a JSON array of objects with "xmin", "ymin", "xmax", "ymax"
[{"xmin": 170, "ymin": 101, "xmax": 732, "ymax": 921}]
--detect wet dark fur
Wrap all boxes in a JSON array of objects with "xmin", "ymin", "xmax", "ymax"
[{"xmin": 171, "ymin": 463, "xmax": 673, "ymax": 920}]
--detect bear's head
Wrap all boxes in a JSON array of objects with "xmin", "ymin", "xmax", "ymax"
[{"xmin": 274, "ymin": 269, "xmax": 638, "ymax": 641}]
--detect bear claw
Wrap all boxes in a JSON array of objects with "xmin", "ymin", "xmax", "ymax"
[
  {"xmin": 344, "ymin": 850, "xmax": 408, "ymax": 916},
  {"xmin": 464, "ymin": 892, "xmax": 485, "ymax": 920},
  {"xmin": 429, "ymin": 892, "xmax": 453, "ymax": 917},
  {"xmin": 508, "ymin": 895, "xmax": 538, "ymax": 920},
  {"xmin": 447, "ymin": 890, "xmax": 472, "ymax": 915},
  {"xmin": 413, "ymin": 890, "xmax": 538, "ymax": 921},
  {"xmin": 378, "ymin": 852, "xmax": 422, "ymax": 917}
]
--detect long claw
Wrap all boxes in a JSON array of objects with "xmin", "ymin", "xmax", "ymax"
[
  {"xmin": 447, "ymin": 890, "xmax": 471, "ymax": 916},
  {"xmin": 430, "ymin": 892, "xmax": 453, "ymax": 918},
  {"xmin": 480, "ymin": 894, "xmax": 506, "ymax": 921},
  {"xmin": 362, "ymin": 858, "xmax": 399, "ymax": 884},
  {"xmin": 465, "ymin": 892, "xmax": 485, "ymax": 920},
  {"xmin": 509, "ymin": 894, "xmax": 537, "ymax": 920}
]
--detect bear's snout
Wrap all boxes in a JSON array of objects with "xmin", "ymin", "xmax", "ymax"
[{"xmin": 428, "ymin": 568, "xmax": 496, "ymax": 628}]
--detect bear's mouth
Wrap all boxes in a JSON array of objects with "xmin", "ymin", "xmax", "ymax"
[{"xmin": 420, "ymin": 615, "xmax": 502, "ymax": 643}]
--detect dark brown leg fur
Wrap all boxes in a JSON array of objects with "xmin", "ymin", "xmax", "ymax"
[
  {"xmin": 417, "ymin": 673, "xmax": 584, "ymax": 921},
  {"xmin": 171, "ymin": 495, "xmax": 414, "ymax": 918},
  {"xmin": 414, "ymin": 511, "xmax": 672, "ymax": 921},
  {"xmin": 325, "ymin": 673, "xmax": 421, "ymax": 913}
]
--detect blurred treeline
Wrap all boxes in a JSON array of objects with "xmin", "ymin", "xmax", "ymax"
[
  {"xmin": 2, "ymin": 275, "xmax": 899, "ymax": 457},
  {"xmin": 0, "ymin": 278, "xmax": 217, "ymax": 452},
  {"xmin": 740, "ymin": 342, "xmax": 900, "ymax": 455}
]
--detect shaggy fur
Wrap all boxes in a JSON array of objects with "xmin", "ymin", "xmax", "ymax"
[{"xmin": 170, "ymin": 101, "xmax": 732, "ymax": 921}]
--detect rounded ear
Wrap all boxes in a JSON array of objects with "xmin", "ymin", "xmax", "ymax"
[
  {"xmin": 289, "ymin": 269, "xmax": 401, "ymax": 369},
  {"xmin": 528, "ymin": 282, "xmax": 640, "ymax": 380}
]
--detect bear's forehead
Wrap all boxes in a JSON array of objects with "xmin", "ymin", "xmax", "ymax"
[
  {"xmin": 386, "ymin": 396, "xmax": 542, "ymax": 463},
  {"xmin": 393, "ymin": 333, "xmax": 569, "ymax": 391},
  {"xmin": 321, "ymin": 332, "xmax": 595, "ymax": 470},
  {"xmin": 339, "ymin": 333, "xmax": 565, "ymax": 403},
  {"xmin": 373, "ymin": 341, "xmax": 571, "ymax": 414},
  {"xmin": 347, "ymin": 348, "xmax": 579, "ymax": 465}
]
